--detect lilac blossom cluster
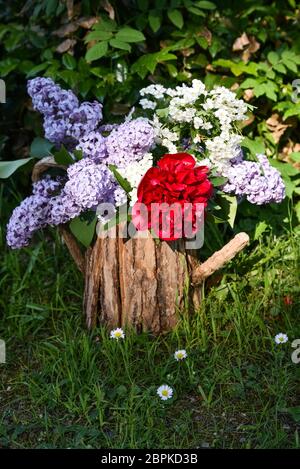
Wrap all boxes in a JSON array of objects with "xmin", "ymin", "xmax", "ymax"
[
  {"xmin": 6, "ymin": 160, "xmax": 127, "ymax": 248},
  {"xmin": 27, "ymin": 77, "xmax": 102, "ymax": 147},
  {"xmin": 64, "ymin": 158, "xmax": 126, "ymax": 210},
  {"xmin": 223, "ymin": 154, "xmax": 286, "ymax": 205},
  {"xmin": 6, "ymin": 176, "xmax": 63, "ymax": 249},
  {"xmin": 105, "ymin": 118, "xmax": 155, "ymax": 168}
]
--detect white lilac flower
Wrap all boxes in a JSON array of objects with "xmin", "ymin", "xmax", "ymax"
[
  {"xmin": 157, "ymin": 384, "xmax": 173, "ymax": 401},
  {"xmin": 140, "ymin": 84, "xmax": 166, "ymax": 99},
  {"xmin": 110, "ymin": 328, "xmax": 125, "ymax": 340},
  {"xmin": 162, "ymin": 139, "xmax": 177, "ymax": 153},
  {"xmin": 139, "ymin": 98, "xmax": 157, "ymax": 110},
  {"xmin": 174, "ymin": 349, "xmax": 187, "ymax": 361},
  {"xmin": 120, "ymin": 152, "xmax": 153, "ymax": 205},
  {"xmin": 274, "ymin": 333, "xmax": 289, "ymax": 344},
  {"xmin": 193, "ymin": 116, "xmax": 204, "ymax": 129},
  {"xmin": 206, "ymin": 132, "xmax": 243, "ymax": 174},
  {"xmin": 168, "ymin": 97, "xmax": 196, "ymax": 123}
]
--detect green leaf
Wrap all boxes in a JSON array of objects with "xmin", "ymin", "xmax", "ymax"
[
  {"xmin": 93, "ymin": 18, "xmax": 117, "ymax": 32},
  {"xmin": 108, "ymin": 165, "xmax": 132, "ymax": 193},
  {"xmin": 62, "ymin": 54, "xmax": 76, "ymax": 70},
  {"xmin": 282, "ymin": 58, "xmax": 298, "ymax": 73},
  {"xmin": 69, "ymin": 215, "xmax": 97, "ymax": 248},
  {"xmin": 273, "ymin": 63, "xmax": 286, "ymax": 74},
  {"xmin": 242, "ymin": 137, "xmax": 265, "ymax": 155},
  {"xmin": 115, "ymin": 27, "xmax": 145, "ymax": 43},
  {"xmin": 267, "ymin": 51, "xmax": 279, "ymax": 65},
  {"xmin": 282, "ymin": 50, "xmax": 299, "ymax": 63},
  {"xmin": 269, "ymin": 160, "xmax": 299, "ymax": 177},
  {"xmin": 167, "ymin": 9, "xmax": 184, "ymax": 29},
  {"xmin": 30, "ymin": 137, "xmax": 54, "ymax": 158},
  {"xmin": 131, "ymin": 54, "xmax": 157, "ymax": 77},
  {"xmin": 240, "ymin": 77, "xmax": 260, "ymax": 89},
  {"xmin": 148, "ymin": 10, "xmax": 162, "ymax": 32},
  {"xmin": 222, "ymin": 194, "xmax": 237, "ymax": 228},
  {"xmin": 53, "ymin": 146, "xmax": 74, "ymax": 165},
  {"xmin": 210, "ymin": 176, "xmax": 228, "ymax": 187},
  {"xmin": 187, "ymin": 6, "xmax": 205, "ymax": 16},
  {"xmin": 26, "ymin": 62, "xmax": 49, "ymax": 78},
  {"xmin": 73, "ymin": 149, "xmax": 83, "ymax": 161},
  {"xmin": 289, "ymin": 152, "xmax": 300, "ymax": 162},
  {"xmin": 0, "ymin": 157, "xmax": 34, "ymax": 179},
  {"xmin": 195, "ymin": 36, "xmax": 208, "ymax": 49},
  {"xmin": 196, "ymin": 1, "xmax": 216, "ymax": 9},
  {"xmin": 213, "ymin": 59, "xmax": 258, "ymax": 76},
  {"xmin": 85, "ymin": 42, "xmax": 108, "ymax": 62},
  {"xmin": 109, "ymin": 38, "xmax": 131, "ymax": 51},
  {"xmin": 283, "ymin": 104, "xmax": 300, "ymax": 119},
  {"xmin": 254, "ymin": 221, "xmax": 268, "ymax": 240},
  {"xmin": 84, "ymin": 30, "xmax": 113, "ymax": 42}
]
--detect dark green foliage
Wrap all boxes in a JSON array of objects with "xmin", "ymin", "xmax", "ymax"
[{"xmin": 0, "ymin": 0, "xmax": 299, "ymax": 242}]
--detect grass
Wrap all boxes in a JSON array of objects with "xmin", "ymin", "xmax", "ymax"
[{"xmin": 0, "ymin": 223, "xmax": 299, "ymax": 449}]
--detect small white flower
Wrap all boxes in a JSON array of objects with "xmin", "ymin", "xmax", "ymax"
[
  {"xmin": 193, "ymin": 116, "xmax": 204, "ymax": 129},
  {"xmin": 275, "ymin": 333, "xmax": 288, "ymax": 344},
  {"xmin": 157, "ymin": 384, "xmax": 173, "ymax": 401},
  {"xmin": 140, "ymin": 98, "xmax": 156, "ymax": 110},
  {"xmin": 174, "ymin": 349, "xmax": 187, "ymax": 361},
  {"xmin": 110, "ymin": 328, "xmax": 125, "ymax": 340}
]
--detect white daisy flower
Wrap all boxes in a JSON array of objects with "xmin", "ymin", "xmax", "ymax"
[
  {"xmin": 174, "ymin": 349, "xmax": 187, "ymax": 361},
  {"xmin": 274, "ymin": 333, "xmax": 288, "ymax": 344},
  {"xmin": 110, "ymin": 328, "xmax": 125, "ymax": 340},
  {"xmin": 157, "ymin": 384, "xmax": 173, "ymax": 401}
]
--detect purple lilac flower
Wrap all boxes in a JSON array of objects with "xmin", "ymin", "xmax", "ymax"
[
  {"xmin": 223, "ymin": 154, "xmax": 286, "ymax": 205},
  {"xmin": 105, "ymin": 118, "xmax": 155, "ymax": 168},
  {"xmin": 27, "ymin": 78, "xmax": 103, "ymax": 148},
  {"xmin": 76, "ymin": 131, "xmax": 108, "ymax": 163},
  {"xmin": 28, "ymin": 77, "xmax": 79, "ymax": 117},
  {"xmin": 6, "ymin": 195, "xmax": 50, "ymax": 249},
  {"xmin": 66, "ymin": 101, "xmax": 103, "ymax": 141},
  {"xmin": 48, "ymin": 191, "xmax": 82, "ymax": 225},
  {"xmin": 64, "ymin": 158, "xmax": 124, "ymax": 211},
  {"xmin": 32, "ymin": 175, "xmax": 62, "ymax": 197},
  {"xmin": 6, "ymin": 176, "xmax": 60, "ymax": 249}
]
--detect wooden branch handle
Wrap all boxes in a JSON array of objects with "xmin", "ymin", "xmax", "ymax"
[
  {"xmin": 32, "ymin": 156, "xmax": 66, "ymax": 182},
  {"xmin": 192, "ymin": 232, "xmax": 249, "ymax": 285}
]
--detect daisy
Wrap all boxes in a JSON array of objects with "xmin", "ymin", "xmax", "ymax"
[
  {"xmin": 157, "ymin": 384, "xmax": 173, "ymax": 401},
  {"xmin": 174, "ymin": 349, "xmax": 187, "ymax": 361},
  {"xmin": 274, "ymin": 333, "xmax": 288, "ymax": 344},
  {"xmin": 110, "ymin": 328, "xmax": 125, "ymax": 340}
]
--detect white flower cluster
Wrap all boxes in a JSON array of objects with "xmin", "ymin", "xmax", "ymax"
[
  {"xmin": 120, "ymin": 152, "xmax": 153, "ymax": 205},
  {"xmin": 204, "ymin": 87, "xmax": 248, "ymax": 132},
  {"xmin": 152, "ymin": 115, "xmax": 179, "ymax": 153},
  {"xmin": 138, "ymin": 79, "xmax": 249, "ymax": 175},
  {"xmin": 206, "ymin": 133, "xmax": 243, "ymax": 174}
]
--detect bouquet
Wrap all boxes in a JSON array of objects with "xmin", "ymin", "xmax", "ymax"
[{"xmin": 6, "ymin": 77, "xmax": 285, "ymax": 249}]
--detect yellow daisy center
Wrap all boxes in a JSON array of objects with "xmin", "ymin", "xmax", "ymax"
[{"xmin": 162, "ymin": 390, "xmax": 169, "ymax": 397}]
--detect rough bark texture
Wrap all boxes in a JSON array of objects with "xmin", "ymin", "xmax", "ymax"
[{"xmin": 83, "ymin": 222, "xmax": 200, "ymax": 333}]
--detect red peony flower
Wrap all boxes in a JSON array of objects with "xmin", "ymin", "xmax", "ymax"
[{"xmin": 132, "ymin": 153, "xmax": 213, "ymax": 241}]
